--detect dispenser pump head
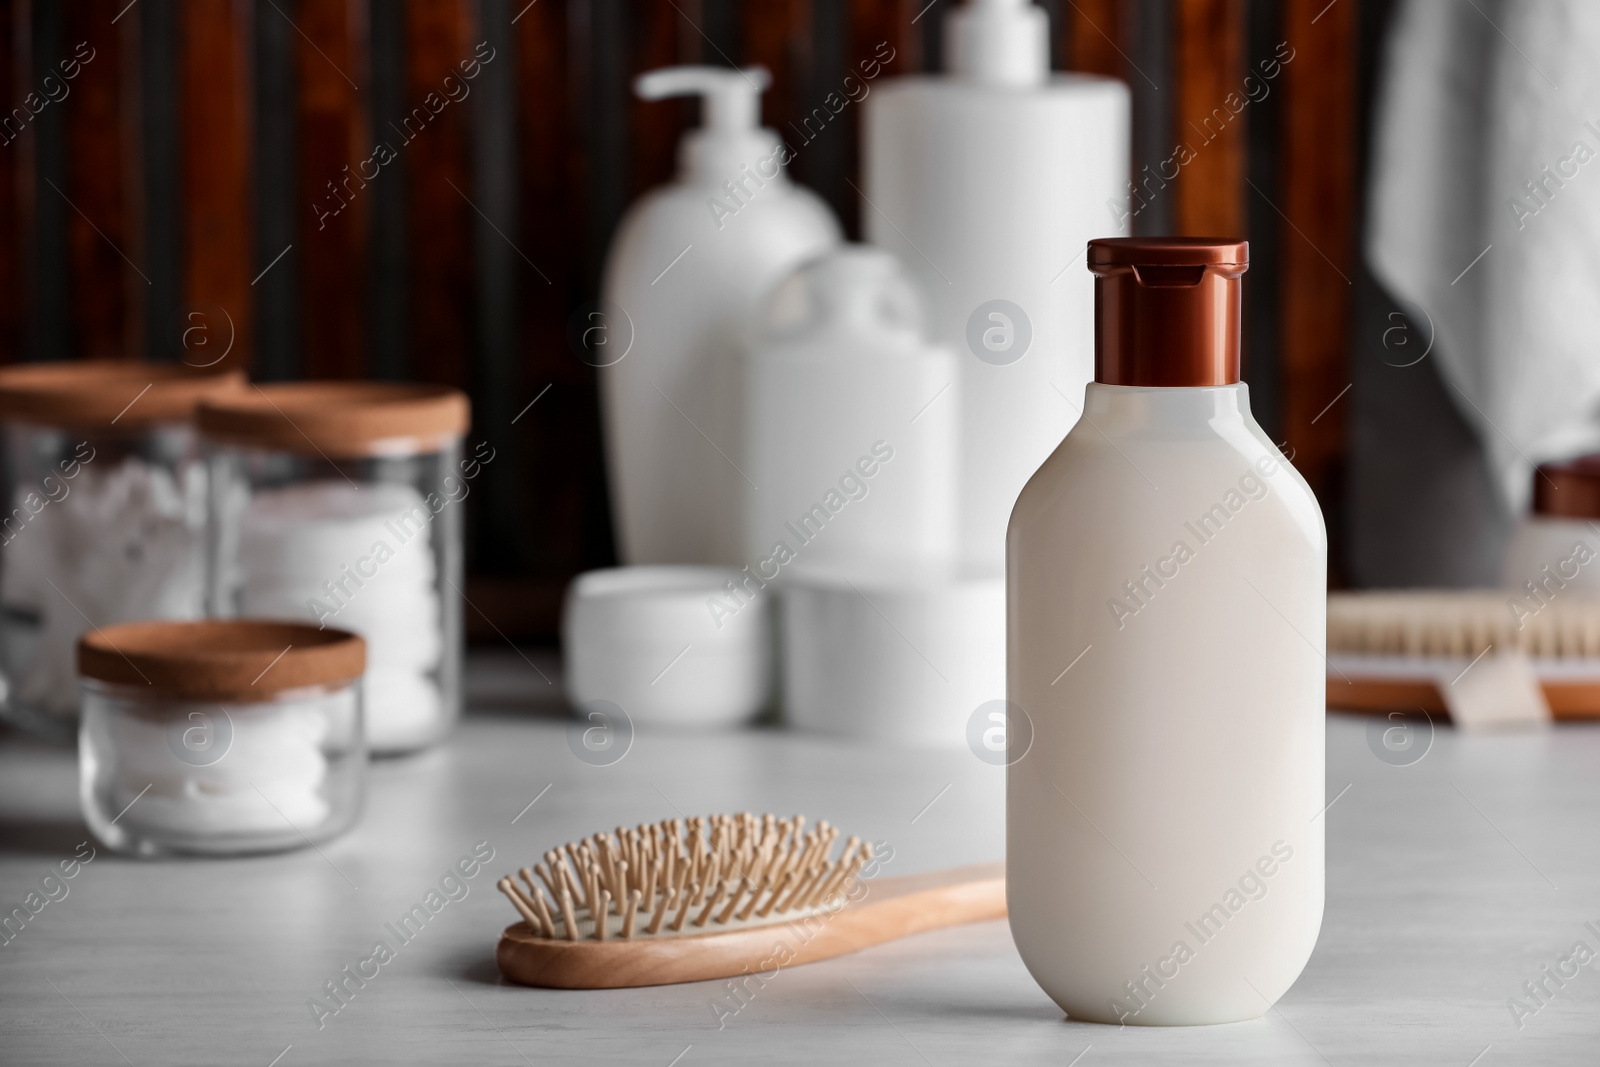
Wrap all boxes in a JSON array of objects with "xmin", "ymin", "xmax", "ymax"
[
  {"xmin": 1088, "ymin": 238, "xmax": 1248, "ymax": 388},
  {"xmin": 635, "ymin": 65, "xmax": 769, "ymax": 133},
  {"xmin": 634, "ymin": 65, "xmax": 776, "ymax": 180},
  {"xmin": 946, "ymin": 0, "xmax": 1049, "ymax": 86}
]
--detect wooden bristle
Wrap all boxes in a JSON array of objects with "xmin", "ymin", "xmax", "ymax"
[
  {"xmin": 622, "ymin": 889, "xmax": 642, "ymax": 938},
  {"xmin": 499, "ymin": 813, "xmax": 871, "ymax": 942}
]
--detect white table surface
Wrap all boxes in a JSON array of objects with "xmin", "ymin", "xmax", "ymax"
[{"xmin": 2, "ymin": 650, "xmax": 1598, "ymax": 1066}]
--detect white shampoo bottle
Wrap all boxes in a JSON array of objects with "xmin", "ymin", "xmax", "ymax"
[
  {"xmin": 742, "ymin": 245, "xmax": 957, "ymax": 569},
  {"xmin": 863, "ymin": 0, "xmax": 1129, "ymax": 570},
  {"xmin": 1007, "ymin": 239, "xmax": 1325, "ymax": 1025},
  {"xmin": 600, "ymin": 66, "xmax": 839, "ymax": 565}
]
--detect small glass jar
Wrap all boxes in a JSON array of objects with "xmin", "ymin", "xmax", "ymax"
[
  {"xmin": 0, "ymin": 362, "xmax": 245, "ymax": 740},
  {"xmin": 78, "ymin": 619, "xmax": 366, "ymax": 856},
  {"xmin": 1503, "ymin": 458, "xmax": 1600, "ymax": 598},
  {"xmin": 198, "ymin": 383, "xmax": 469, "ymax": 755}
]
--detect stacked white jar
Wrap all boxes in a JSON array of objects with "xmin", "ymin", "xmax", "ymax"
[
  {"xmin": 199, "ymin": 383, "xmax": 469, "ymax": 755},
  {"xmin": 78, "ymin": 619, "xmax": 366, "ymax": 856},
  {"xmin": 0, "ymin": 361, "xmax": 245, "ymax": 739}
]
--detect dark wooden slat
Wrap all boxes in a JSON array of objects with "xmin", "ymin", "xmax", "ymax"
[
  {"xmin": 1066, "ymin": 0, "xmax": 1124, "ymax": 78},
  {"xmin": 403, "ymin": 0, "xmax": 475, "ymax": 387},
  {"xmin": 1171, "ymin": 0, "xmax": 1245, "ymax": 237},
  {"xmin": 0, "ymin": 0, "xmax": 20, "ymax": 362},
  {"xmin": 1278, "ymin": 0, "xmax": 1355, "ymax": 510},
  {"xmin": 295, "ymin": 0, "xmax": 367, "ymax": 378},
  {"xmin": 513, "ymin": 0, "xmax": 611, "ymax": 622},
  {"xmin": 180, "ymin": 0, "xmax": 252, "ymax": 374},
  {"xmin": 844, "ymin": 0, "xmax": 921, "ymax": 237},
  {"xmin": 740, "ymin": 0, "xmax": 811, "ymax": 180},
  {"xmin": 63, "ymin": 0, "xmax": 131, "ymax": 360},
  {"xmin": 628, "ymin": 0, "xmax": 691, "ymax": 198}
]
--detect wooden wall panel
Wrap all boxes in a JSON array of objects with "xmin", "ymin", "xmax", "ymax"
[
  {"xmin": 63, "ymin": 0, "xmax": 131, "ymax": 360},
  {"xmin": 1171, "ymin": 0, "xmax": 1245, "ymax": 237},
  {"xmin": 510, "ymin": 0, "xmax": 600, "ymax": 633},
  {"xmin": 628, "ymin": 0, "xmax": 691, "ymax": 198},
  {"xmin": 179, "ymin": 0, "xmax": 251, "ymax": 374},
  {"xmin": 403, "ymin": 0, "xmax": 475, "ymax": 388},
  {"xmin": 844, "ymin": 0, "xmax": 921, "ymax": 236},
  {"xmin": 740, "ymin": 0, "xmax": 811, "ymax": 147},
  {"xmin": 1278, "ymin": 0, "xmax": 1356, "ymax": 508},
  {"xmin": 1066, "ymin": 0, "xmax": 1125, "ymax": 78},
  {"xmin": 295, "ymin": 0, "xmax": 367, "ymax": 378},
  {"xmin": 0, "ymin": 0, "xmax": 21, "ymax": 363}
]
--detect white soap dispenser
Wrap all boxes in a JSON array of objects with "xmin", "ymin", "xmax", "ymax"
[
  {"xmin": 742, "ymin": 245, "xmax": 957, "ymax": 569},
  {"xmin": 599, "ymin": 66, "xmax": 840, "ymax": 566},
  {"xmin": 863, "ymin": 0, "xmax": 1130, "ymax": 571}
]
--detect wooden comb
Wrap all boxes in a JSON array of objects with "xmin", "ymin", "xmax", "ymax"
[{"xmin": 495, "ymin": 812, "xmax": 1005, "ymax": 989}]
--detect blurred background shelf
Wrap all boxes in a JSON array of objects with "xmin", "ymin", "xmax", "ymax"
[{"xmin": 0, "ymin": 0, "xmax": 1493, "ymax": 640}]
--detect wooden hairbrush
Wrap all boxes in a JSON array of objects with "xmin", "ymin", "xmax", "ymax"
[
  {"xmin": 495, "ymin": 812, "xmax": 1005, "ymax": 989},
  {"xmin": 1327, "ymin": 590, "xmax": 1600, "ymax": 718}
]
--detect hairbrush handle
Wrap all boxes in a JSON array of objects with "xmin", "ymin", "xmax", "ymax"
[{"xmin": 496, "ymin": 862, "xmax": 1005, "ymax": 989}]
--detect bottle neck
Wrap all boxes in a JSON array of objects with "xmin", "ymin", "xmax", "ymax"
[
  {"xmin": 1082, "ymin": 381, "xmax": 1253, "ymax": 431},
  {"xmin": 678, "ymin": 130, "xmax": 788, "ymax": 187}
]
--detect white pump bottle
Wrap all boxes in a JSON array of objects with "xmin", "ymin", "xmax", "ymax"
[
  {"xmin": 863, "ymin": 0, "xmax": 1129, "ymax": 571},
  {"xmin": 599, "ymin": 66, "xmax": 840, "ymax": 566}
]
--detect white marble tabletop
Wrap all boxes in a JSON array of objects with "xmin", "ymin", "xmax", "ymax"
[{"xmin": 2, "ymin": 650, "xmax": 1597, "ymax": 1066}]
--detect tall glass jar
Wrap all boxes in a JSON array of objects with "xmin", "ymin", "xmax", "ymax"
[
  {"xmin": 198, "ymin": 383, "xmax": 469, "ymax": 755},
  {"xmin": 0, "ymin": 362, "xmax": 245, "ymax": 739},
  {"xmin": 78, "ymin": 619, "xmax": 366, "ymax": 856}
]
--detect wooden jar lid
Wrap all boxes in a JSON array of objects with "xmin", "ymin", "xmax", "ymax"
[
  {"xmin": 78, "ymin": 620, "xmax": 366, "ymax": 702},
  {"xmin": 197, "ymin": 382, "xmax": 469, "ymax": 457},
  {"xmin": 0, "ymin": 361, "xmax": 245, "ymax": 429}
]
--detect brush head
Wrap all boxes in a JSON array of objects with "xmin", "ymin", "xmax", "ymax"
[
  {"xmin": 1329, "ymin": 590, "xmax": 1600, "ymax": 659},
  {"xmin": 497, "ymin": 812, "xmax": 872, "ymax": 942}
]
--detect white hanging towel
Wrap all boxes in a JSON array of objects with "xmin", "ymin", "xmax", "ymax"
[{"xmin": 1368, "ymin": 0, "xmax": 1600, "ymax": 513}]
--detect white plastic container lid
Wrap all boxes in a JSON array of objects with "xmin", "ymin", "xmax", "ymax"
[
  {"xmin": 562, "ymin": 566, "xmax": 773, "ymax": 728},
  {"xmin": 778, "ymin": 558, "xmax": 1003, "ymax": 746}
]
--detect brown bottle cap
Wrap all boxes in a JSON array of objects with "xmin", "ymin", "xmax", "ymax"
[
  {"xmin": 1088, "ymin": 238, "xmax": 1248, "ymax": 387},
  {"xmin": 1533, "ymin": 457, "xmax": 1600, "ymax": 518},
  {"xmin": 78, "ymin": 620, "xmax": 366, "ymax": 702}
]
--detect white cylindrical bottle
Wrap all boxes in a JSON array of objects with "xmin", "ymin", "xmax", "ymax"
[
  {"xmin": 742, "ymin": 245, "xmax": 957, "ymax": 568},
  {"xmin": 1501, "ymin": 459, "xmax": 1600, "ymax": 599},
  {"xmin": 863, "ymin": 0, "xmax": 1130, "ymax": 570},
  {"xmin": 1007, "ymin": 239, "xmax": 1325, "ymax": 1025},
  {"xmin": 600, "ymin": 66, "xmax": 840, "ymax": 566}
]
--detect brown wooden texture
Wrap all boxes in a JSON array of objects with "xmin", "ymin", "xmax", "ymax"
[
  {"xmin": 740, "ymin": 0, "xmax": 811, "ymax": 163},
  {"xmin": 1066, "ymin": 0, "xmax": 1126, "ymax": 78},
  {"xmin": 629, "ymin": 0, "xmax": 691, "ymax": 198},
  {"xmin": 0, "ymin": 0, "xmax": 21, "ymax": 363},
  {"xmin": 63, "ymin": 0, "xmax": 132, "ymax": 360},
  {"xmin": 179, "ymin": 0, "xmax": 252, "ymax": 374},
  {"xmin": 400, "ymin": 0, "xmax": 473, "ymax": 390},
  {"xmin": 296, "ymin": 0, "xmax": 367, "ymax": 378},
  {"xmin": 1278, "ymin": 0, "xmax": 1355, "ymax": 509},
  {"xmin": 512, "ymin": 0, "xmax": 606, "ymax": 613},
  {"xmin": 1171, "ymin": 0, "xmax": 1245, "ymax": 237},
  {"xmin": 403, "ymin": 0, "xmax": 476, "ymax": 388},
  {"xmin": 497, "ymin": 863, "xmax": 1006, "ymax": 989},
  {"xmin": 844, "ymin": 0, "xmax": 921, "ymax": 237},
  {"xmin": 1328, "ymin": 676, "xmax": 1600, "ymax": 720}
]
